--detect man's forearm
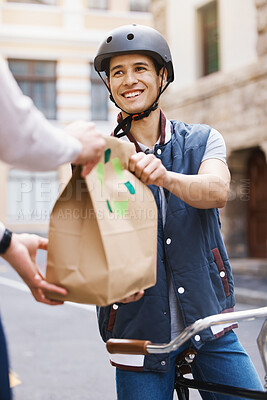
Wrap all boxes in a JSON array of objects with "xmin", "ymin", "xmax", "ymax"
[{"xmin": 165, "ymin": 171, "xmax": 230, "ymax": 209}]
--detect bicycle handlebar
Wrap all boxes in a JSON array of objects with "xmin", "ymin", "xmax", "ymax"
[
  {"xmin": 106, "ymin": 339, "xmax": 152, "ymax": 355},
  {"xmin": 106, "ymin": 306, "xmax": 267, "ymax": 355}
]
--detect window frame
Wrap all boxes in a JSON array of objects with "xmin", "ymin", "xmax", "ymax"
[
  {"xmin": 199, "ymin": 0, "xmax": 220, "ymax": 76},
  {"xmin": 90, "ymin": 63, "xmax": 108, "ymax": 121},
  {"xmin": 8, "ymin": 59, "xmax": 57, "ymax": 120},
  {"xmin": 129, "ymin": 0, "xmax": 150, "ymax": 12},
  {"xmin": 7, "ymin": 169, "xmax": 59, "ymax": 224},
  {"xmin": 6, "ymin": 0, "xmax": 57, "ymax": 5},
  {"xmin": 87, "ymin": 0, "xmax": 108, "ymax": 10}
]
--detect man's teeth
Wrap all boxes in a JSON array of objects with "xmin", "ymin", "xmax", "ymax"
[{"xmin": 124, "ymin": 91, "xmax": 141, "ymax": 98}]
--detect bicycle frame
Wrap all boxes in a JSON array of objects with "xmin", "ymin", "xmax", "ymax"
[{"xmin": 106, "ymin": 306, "xmax": 267, "ymax": 399}]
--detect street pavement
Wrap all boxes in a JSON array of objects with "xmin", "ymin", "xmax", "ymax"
[{"xmin": 0, "ymin": 252, "xmax": 266, "ymax": 400}]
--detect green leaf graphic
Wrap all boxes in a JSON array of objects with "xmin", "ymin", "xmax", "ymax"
[
  {"xmin": 106, "ymin": 200, "xmax": 113, "ymax": 213},
  {"xmin": 111, "ymin": 157, "xmax": 124, "ymax": 179},
  {"xmin": 97, "ymin": 152, "xmax": 135, "ymax": 217},
  {"xmin": 124, "ymin": 181, "xmax": 135, "ymax": 195},
  {"xmin": 112, "ymin": 200, "xmax": 129, "ymax": 217},
  {"xmin": 104, "ymin": 148, "xmax": 111, "ymax": 164},
  {"xmin": 97, "ymin": 163, "xmax": 104, "ymax": 188}
]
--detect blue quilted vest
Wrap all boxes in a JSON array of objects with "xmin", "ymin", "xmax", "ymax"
[{"xmin": 97, "ymin": 120, "xmax": 235, "ymax": 373}]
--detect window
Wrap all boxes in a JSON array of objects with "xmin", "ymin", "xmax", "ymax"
[
  {"xmin": 130, "ymin": 0, "xmax": 150, "ymax": 12},
  {"xmin": 87, "ymin": 0, "xmax": 107, "ymax": 9},
  {"xmin": 7, "ymin": 0, "xmax": 57, "ymax": 4},
  {"xmin": 199, "ymin": 1, "xmax": 219, "ymax": 76},
  {"xmin": 8, "ymin": 169, "xmax": 59, "ymax": 223},
  {"xmin": 90, "ymin": 64, "xmax": 108, "ymax": 121},
  {"xmin": 9, "ymin": 59, "xmax": 57, "ymax": 120}
]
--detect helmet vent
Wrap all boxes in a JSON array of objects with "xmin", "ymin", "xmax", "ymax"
[
  {"xmin": 107, "ymin": 36, "xmax": 112, "ymax": 43},
  {"xmin": 127, "ymin": 33, "xmax": 134, "ymax": 40}
]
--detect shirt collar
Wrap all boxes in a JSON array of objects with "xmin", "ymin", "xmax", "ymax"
[{"xmin": 116, "ymin": 109, "xmax": 172, "ymax": 153}]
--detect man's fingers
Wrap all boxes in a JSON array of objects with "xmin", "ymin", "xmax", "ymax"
[
  {"xmin": 31, "ymin": 288, "xmax": 65, "ymax": 305},
  {"xmin": 120, "ymin": 290, "xmax": 144, "ymax": 303},
  {"xmin": 130, "ymin": 154, "xmax": 160, "ymax": 180},
  {"xmin": 129, "ymin": 153, "xmax": 145, "ymax": 172},
  {"xmin": 37, "ymin": 295, "xmax": 64, "ymax": 306},
  {"xmin": 139, "ymin": 161, "xmax": 160, "ymax": 183},
  {"xmin": 39, "ymin": 280, "xmax": 68, "ymax": 296},
  {"xmin": 81, "ymin": 162, "xmax": 97, "ymax": 177},
  {"xmin": 44, "ymin": 300, "xmax": 65, "ymax": 306},
  {"xmin": 133, "ymin": 290, "xmax": 144, "ymax": 301},
  {"xmin": 38, "ymin": 237, "xmax": 48, "ymax": 251}
]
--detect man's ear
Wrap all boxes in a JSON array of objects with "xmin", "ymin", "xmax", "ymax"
[
  {"xmin": 106, "ymin": 76, "xmax": 110, "ymax": 90},
  {"xmin": 159, "ymin": 67, "xmax": 168, "ymax": 87}
]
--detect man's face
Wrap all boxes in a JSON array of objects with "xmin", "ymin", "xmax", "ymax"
[{"xmin": 107, "ymin": 53, "xmax": 163, "ymax": 115}]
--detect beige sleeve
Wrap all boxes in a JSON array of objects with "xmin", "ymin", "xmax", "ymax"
[{"xmin": 0, "ymin": 57, "xmax": 82, "ymax": 171}]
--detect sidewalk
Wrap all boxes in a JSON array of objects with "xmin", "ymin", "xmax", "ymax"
[{"xmin": 230, "ymin": 258, "xmax": 267, "ymax": 306}]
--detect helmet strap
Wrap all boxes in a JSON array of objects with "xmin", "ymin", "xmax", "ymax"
[
  {"xmin": 113, "ymin": 102, "xmax": 158, "ymax": 137},
  {"xmin": 98, "ymin": 66, "xmax": 170, "ymax": 138}
]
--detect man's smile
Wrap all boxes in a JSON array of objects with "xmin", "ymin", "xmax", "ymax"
[{"xmin": 122, "ymin": 90, "xmax": 143, "ymax": 98}]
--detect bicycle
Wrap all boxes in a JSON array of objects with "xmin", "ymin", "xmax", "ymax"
[{"xmin": 106, "ymin": 306, "xmax": 267, "ymax": 399}]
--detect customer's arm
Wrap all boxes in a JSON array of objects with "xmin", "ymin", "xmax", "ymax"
[{"xmin": 0, "ymin": 57, "xmax": 105, "ymax": 172}]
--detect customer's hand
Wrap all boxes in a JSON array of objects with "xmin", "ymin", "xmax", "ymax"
[
  {"xmin": 65, "ymin": 121, "xmax": 105, "ymax": 177},
  {"xmin": 2, "ymin": 233, "xmax": 67, "ymax": 305}
]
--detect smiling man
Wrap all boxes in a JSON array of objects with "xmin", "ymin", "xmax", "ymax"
[{"xmin": 93, "ymin": 24, "xmax": 263, "ymax": 400}]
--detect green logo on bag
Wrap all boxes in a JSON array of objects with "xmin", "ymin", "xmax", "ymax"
[{"xmin": 96, "ymin": 148, "xmax": 135, "ymax": 217}]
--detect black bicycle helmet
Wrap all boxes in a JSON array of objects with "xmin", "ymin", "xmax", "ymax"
[
  {"xmin": 94, "ymin": 24, "xmax": 174, "ymax": 137},
  {"xmin": 94, "ymin": 24, "xmax": 174, "ymax": 83}
]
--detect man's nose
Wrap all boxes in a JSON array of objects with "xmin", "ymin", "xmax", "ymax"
[{"xmin": 123, "ymin": 71, "xmax": 138, "ymax": 85}]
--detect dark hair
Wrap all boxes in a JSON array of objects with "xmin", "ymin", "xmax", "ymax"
[{"xmin": 104, "ymin": 55, "xmax": 162, "ymax": 78}]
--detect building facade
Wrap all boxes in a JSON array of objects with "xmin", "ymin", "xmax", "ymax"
[
  {"xmin": 153, "ymin": 0, "xmax": 267, "ymax": 258},
  {"xmin": 0, "ymin": 0, "xmax": 152, "ymax": 233}
]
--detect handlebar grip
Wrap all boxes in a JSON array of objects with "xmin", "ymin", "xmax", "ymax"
[{"xmin": 106, "ymin": 339, "xmax": 152, "ymax": 355}]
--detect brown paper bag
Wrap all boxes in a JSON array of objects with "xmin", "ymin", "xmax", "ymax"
[{"xmin": 46, "ymin": 136, "xmax": 158, "ymax": 306}]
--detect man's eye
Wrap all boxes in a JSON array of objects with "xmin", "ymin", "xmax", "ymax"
[
  {"xmin": 136, "ymin": 66, "xmax": 146, "ymax": 71},
  {"xmin": 113, "ymin": 70, "xmax": 122, "ymax": 76}
]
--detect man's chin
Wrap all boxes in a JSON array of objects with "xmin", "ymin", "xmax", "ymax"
[{"xmin": 121, "ymin": 106, "xmax": 146, "ymax": 117}]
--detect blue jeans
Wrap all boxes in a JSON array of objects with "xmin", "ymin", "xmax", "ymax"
[
  {"xmin": 116, "ymin": 331, "xmax": 264, "ymax": 400},
  {"xmin": 0, "ymin": 316, "xmax": 11, "ymax": 400}
]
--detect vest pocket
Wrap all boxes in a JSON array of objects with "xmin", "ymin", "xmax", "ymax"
[{"xmin": 211, "ymin": 248, "xmax": 230, "ymax": 297}]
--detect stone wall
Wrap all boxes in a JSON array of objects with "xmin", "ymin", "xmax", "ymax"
[
  {"xmin": 151, "ymin": 0, "xmax": 167, "ymax": 38},
  {"xmin": 153, "ymin": 0, "xmax": 267, "ymax": 257},
  {"xmin": 153, "ymin": 0, "xmax": 267, "ymax": 158},
  {"xmin": 162, "ymin": 55, "xmax": 267, "ymax": 158},
  {"xmin": 256, "ymin": 0, "xmax": 267, "ymax": 56},
  {"xmin": 162, "ymin": 57, "xmax": 267, "ymax": 257}
]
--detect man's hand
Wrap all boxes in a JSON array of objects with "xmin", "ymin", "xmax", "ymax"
[
  {"xmin": 129, "ymin": 153, "xmax": 171, "ymax": 187},
  {"xmin": 2, "ymin": 233, "xmax": 67, "ymax": 305},
  {"xmin": 65, "ymin": 121, "xmax": 106, "ymax": 177},
  {"xmin": 119, "ymin": 290, "xmax": 144, "ymax": 304},
  {"xmin": 130, "ymin": 153, "xmax": 230, "ymax": 209}
]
